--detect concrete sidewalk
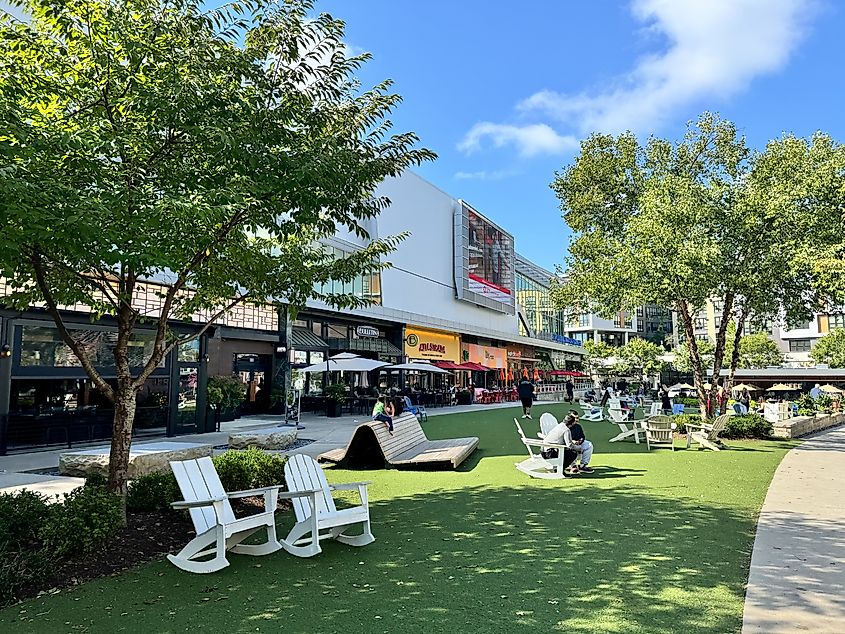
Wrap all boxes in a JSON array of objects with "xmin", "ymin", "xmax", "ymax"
[
  {"xmin": 0, "ymin": 400, "xmax": 523, "ymax": 495},
  {"xmin": 742, "ymin": 425, "xmax": 845, "ymax": 633}
]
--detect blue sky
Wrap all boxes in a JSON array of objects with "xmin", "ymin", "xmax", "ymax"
[{"xmin": 315, "ymin": 0, "xmax": 845, "ymax": 271}]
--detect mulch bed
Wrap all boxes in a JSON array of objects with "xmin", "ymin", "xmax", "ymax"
[{"xmin": 15, "ymin": 497, "xmax": 290, "ymax": 604}]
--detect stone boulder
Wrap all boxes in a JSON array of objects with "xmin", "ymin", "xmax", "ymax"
[
  {"xmin": 228, "ymin": 426, "xmax": 297, "ymax": 450},
  {"xmin": 59, "ymin": 442, "xmax": 213, "ymax": 478}
]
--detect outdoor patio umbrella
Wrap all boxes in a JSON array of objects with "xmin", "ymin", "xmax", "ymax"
[
  {"xmin": 507, "ymin": 368, "xmax": 514, "ymax": 382},
  {"xmin": 388, "ymin": 361, "xmax": 452, "ymax": 374},
  {"xmin": 499, "ymin": 368, "xmax": 505, "ymax": 381},
  {"xmin": 819, "ymin": 384, "xmax": 843, "ymax": 393},
  {"xmin": 669, "ymin": 382, "xmax": 694, "ymax": 390},
  {"xmin": 300, "ymin": 352, "xmax": 390, "ymax": 373},
  {"xmin": 522, "ymin": 368, "xmax": 529, "ymax": 380},
  {"xmin": 533, "ymin": 368, "xmax": 541, "ymax": 382},
  {"xmin": 767, "ymin": 383, "xmax": 796, "ymax": 392},
  {"xmin": 731, "ymin": 383, "xmax": 761, "ymax": 392}
]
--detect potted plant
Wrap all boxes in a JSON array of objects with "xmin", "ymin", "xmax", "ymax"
[
  {"xmin": 815, "ymin": 392, "xmax": 833, "ymax": 415},
  {"xmin": 207, "ymin": 376, "xmax": 246, "ymax": 423},
  {"xmin": 796, "ymin": 393, "xmax": 816, "ymax": 417},
  {"xmin": 325, "ymin": 383, "xmax": 347, "ymax": 418}
]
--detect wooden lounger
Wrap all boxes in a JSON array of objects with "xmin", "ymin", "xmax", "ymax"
[{"xmin": 318, "ymin": 413, "xmax": 479, "ymax": 470}]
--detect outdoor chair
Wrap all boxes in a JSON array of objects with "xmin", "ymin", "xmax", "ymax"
[
  {"xmin": 672, "ymin": 403, "xmax": 685, "ymax": 415},
  {"xmin": 608, "ymin": 408, "xmax": 646, "ymax": 444},
  {"xmin": 283, "ymin": 453, "xmax": 375, "ymax": 554},
  {"xmin": 686, "ymin": 413, "xmax": 731, "ymax": 451},
  {"xmin": 641, "ymin": 415, "xmax": 677, "ymax": 451},
  {"xmin": 537, "ymin": 412, "xmax": 558, "ymax": 439},
  {"xmin": 579, "ymin": 401, "xmax": 604, "ymax": 422},
  {"xmin": 513, "ymin": 418, "xmax": 570, "ymax": 480},
  {"xmin": 168, "ymin": 456, "xmax": 320, "ymax": 573}
]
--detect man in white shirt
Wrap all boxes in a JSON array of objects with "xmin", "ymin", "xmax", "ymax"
[{"xmin": 542, "ymin": 418, "xmax": 578, "ymax": 472}]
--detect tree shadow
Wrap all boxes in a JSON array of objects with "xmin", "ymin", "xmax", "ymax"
[{"xmin": 0, "ymin": 485, "xmax": 760, "ymax": 634}]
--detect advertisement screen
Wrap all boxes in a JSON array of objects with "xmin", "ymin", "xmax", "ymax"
[{"xmin": 455, "ymin": 202, "xmax": 515, "ymax": 313}]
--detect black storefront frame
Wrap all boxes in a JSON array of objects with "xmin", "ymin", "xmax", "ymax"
[{"xmin": 0, "ymin": 311, "xmax": 210, "ymax": 454}]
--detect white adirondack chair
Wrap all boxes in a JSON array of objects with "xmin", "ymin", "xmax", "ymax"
[
  {"xmin": 648, "ymin": 402, "xmax": 661, "ymax": 417},
  {"xmin": 686, "ymin": 414, "xmax": 731, "ymax": 451},
  {"xmin": 537, "ymin": 412, "xmax": 558, "ymax": 439},
  {"xmin": 578, "ymin": 401, "xmax": 604, "ymax": 422},
  {"xmin": 168, "ymin": 456, "xmax": 320, "ymax": 573},
  {"xmin": 514, "ymin": 418, "xmax": 569, "ymax": 480},
  {"xmin": 641, "ymin": 415, "xmax": 677, "ymax": 451},
  {"xmin": 283, "ymin": 453, "xmax": 375, "ymax": 553},
  {"xmin": 608, "ymin": 407, "xmax": 646, "ymax": 444}
]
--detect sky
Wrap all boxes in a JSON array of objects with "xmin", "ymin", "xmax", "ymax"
[{"xmin": 314, "ymin": 0, "xmax": 845, "ymax": 271}]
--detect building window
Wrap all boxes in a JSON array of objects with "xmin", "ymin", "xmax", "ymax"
[
  {"xmin": 515, "ymin": 272, "xmax": 565, "ymax": 338},
  {"xmin": 789, "ymin": 339, "xmax": 812, "ymax": 353},
  {"xmin": 829, "ymin": 314, "xmax": 845, "ymax": 330},
  {"xmin": 315, "ymin": 245, "xmax": 382, "ymax": 305},
  {"xmin": 788, "ymin": 321, "xmax": 810, "ymax": 331},
  {"xmin": 292, "ymin": 350, "xmax": 308, "ymax": 364},
  {"xmin": 18, "ymin": 326, "xmax": 162, "ymax": 369}
]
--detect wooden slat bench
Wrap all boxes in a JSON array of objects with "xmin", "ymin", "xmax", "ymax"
[{"xmin": 318, "ymin": 413, "xmax": 478, "ymax": 469}]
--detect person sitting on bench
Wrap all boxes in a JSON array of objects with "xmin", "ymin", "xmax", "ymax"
[{"xmin": 372, "ymin": 396, "xmax": 393, "ymax": 434}]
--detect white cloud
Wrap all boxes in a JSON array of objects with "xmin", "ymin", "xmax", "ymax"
[
  {"xmin": 518, "ymin": 0, "xmax": 817, "ymax": 135},
  {"xmin": 458, "ymin": 0, "xmax": 817, "ymax": 158},
  {"xmin": 453, "ymin": 169, "xmax": 519, "ymax": 181},
  {"xmin": 457, "ymin": 122, "xmax": 577, "ymax": 157}
]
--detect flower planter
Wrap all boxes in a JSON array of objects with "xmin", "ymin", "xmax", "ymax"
[{"xmin": 326, "ymin": 400, "xmax": 343, "ymax": 418}]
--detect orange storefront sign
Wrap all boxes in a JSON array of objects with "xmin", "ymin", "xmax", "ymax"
[
  {"xmin": 462, "ymin": 343, "xmax": 507, "ymax": 369},
  {"xmin": 405, "ymin": 327, "xmax": 461, "ymax": 362}
]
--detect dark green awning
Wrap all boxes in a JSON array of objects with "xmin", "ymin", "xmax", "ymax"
[
  {"xmin": 291, "ymin": 327, "xmax": 328, "ymax": 351},
  {"xmin": 328, "ymin": 337, "xmax": 403, "ymax": 357}
]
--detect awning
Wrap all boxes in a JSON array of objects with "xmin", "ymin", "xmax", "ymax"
[
  {"xmin": 328, "ymin": 337, "xmax": 403, "ymax": 357},
  {"xmin": 434, "ymin": 361, "xmax": 464, "ymax": 371},
  {"xmin": 291, "ymin": 327, "xmax": 328, "ymax": 351},
  {"xmin": 549, "ymin": 370, "xmax": 588, "ymax": 377},
  {"xmin": 433, "ymin": 361, "xmax": 491, "ymax": 372}
]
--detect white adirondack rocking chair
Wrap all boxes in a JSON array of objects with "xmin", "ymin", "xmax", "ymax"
[
  {"xmin": 579, "ymin": 400, "xmax": 604, "ymax": 422},
  {"xmin": 641, "ymin": 415, "xmax": 677, "ymax": 451},
  {"xmin": 648, "ymin": 402, "xmax": 662, "ymax": 417},
  {"xmin": 168, "ymin": 456, "xmax": 320, "ymax": 573},
  {"xmin": 283, "ymin": 453, "xmax": 375, "ymax": 553},
  {"xmin": 686, "ymin": 413, "xmax": 731, "ymax": 451},
  {"xmin": 514, "ymin": 418, "xmax": 569, "ymax": 479},
  {"xmin": 608, "ymin": 407, "xmax": 646, "ymax": 444},
  {"xmin": 537, "ymin": 412, "xmax": 558, "ymax": 439}
]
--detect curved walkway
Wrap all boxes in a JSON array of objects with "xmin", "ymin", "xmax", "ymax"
[{"xmin": 742, "ymin": 425, "xmax": 845, "ymax": 633}]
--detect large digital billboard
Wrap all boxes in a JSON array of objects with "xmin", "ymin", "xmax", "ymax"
[{"xmin": 454, "ymin": 201, "xmax": 515, "ymax": 314}]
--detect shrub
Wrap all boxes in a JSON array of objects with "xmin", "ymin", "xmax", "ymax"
[
  {"xmin": 208, "ymin": 375, "xmax": 247, "ymax": 409},
  {"xmin": 84, "ymin": 472, "xmax": 108, "ymax": 490},
  {"xmin": 815, "ymin": 393, "xmax": 833, "ymax": 412},
  {"xmin": 0, "ymin": 491, "xmax": 53, "ymax": 603},
  {"xmin": 671, "ymin": 414, "xmax": 702, "ymax": 435},
  {"xmin": 212, "ymin": 448, "xmax": 287, "ymax": 492},
  {"xmin": 127, "ymin": 472, "xmax": 181, "ymax": 512},
  {"xmin": 722, "ymin": 414, "xmax": 773, "ymax": 439},
  {"xmin": 676, "ymin": 396, "xmax": 700, "ymax": 407},
  {"xmin": 40, "ymin": 486, "xmax": 123, "ymax": 558}
]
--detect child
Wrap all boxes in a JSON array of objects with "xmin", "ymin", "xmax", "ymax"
[{"xmin": 372, "ymin": 396, "xmax": 393, "ymax": 434}]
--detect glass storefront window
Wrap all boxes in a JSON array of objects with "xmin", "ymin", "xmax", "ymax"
[
  {"xmin": 515, "ymin": 272, "xmax": 566, "ymax": 338},
  {"xmin": 310, "ymin": 351, "xmax": 324, "ymax": 364},
  {"xmin": 293, "ymin": 350, "xmax": 308, "ymax": 364},
  {"xmin": 18, "ymin": 326, "xmax": 163, "ymax": 368},
  {"xmin": 313, "ymin": 245, "xmax": 383, "ymax": 305},
  {"xmin": 178, "ymin": 338, "xmax": 200, "ymax": 362}
]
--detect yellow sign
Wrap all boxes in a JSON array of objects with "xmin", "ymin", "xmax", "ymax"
[
  {"xmin": 404, "ymin": 327, "xmax": 461, "ymax": 362},
  {"xmin": 462, "ymin": 343, "xmax": 507, "ymax": 369}
]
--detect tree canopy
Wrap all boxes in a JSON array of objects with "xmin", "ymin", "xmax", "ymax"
[
  {"xmin": 552, "ymin": 113, "xmax": 845, "ymax": 416},
  {"xmin": 0, "ymin": 0, "xmax": 434, "ymax": 495},
  {"xmin": 810, "ymin": 329, "xmax": 845, "ymax": 368},
  {"xmin": 614, "ymin": 337, "xmax": 664, "ymax": 379}
]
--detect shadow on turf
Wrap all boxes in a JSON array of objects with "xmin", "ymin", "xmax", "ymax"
[{"xmin": 254, "ymin": 485, "xmax": 755, "ymax": 634}]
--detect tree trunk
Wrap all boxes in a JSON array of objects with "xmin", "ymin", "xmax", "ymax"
[
  {"xmin": 677, "ymin": 302, "xmax": 708, "ymax": 420},
  {"xmin": 726, "ymin": 309, "xmax": 749, "ymax": 391},
  {"xmin": 708, "ymin": 293, "xmax": 735, "ymax": 418},
  {"xmin": 108, "ymin": 384, "xmax": 137, "ymax": 503}
]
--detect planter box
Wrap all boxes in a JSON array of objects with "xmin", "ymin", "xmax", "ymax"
[
  {"xmin": 772, "ymin": 413, "xmax": 845, "ymax": 438},
  {"xmin": 326, "ymin": 400, "xmax": 343, "ymax": 418}
]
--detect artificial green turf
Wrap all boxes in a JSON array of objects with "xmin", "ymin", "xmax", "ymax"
[{"xmin": 0, "ymin": 404, "xmax": 798, "ymax": 633}]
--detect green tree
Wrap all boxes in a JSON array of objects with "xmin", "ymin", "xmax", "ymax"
[
  {"xmin": 737, "ymin": 333, "xmax": 783, "ymax": 369},
  {"xmin": 0, "ymin": 0, "xmax": 434, "ymax": 500},
  {"xmin": 582, "ymin": 339, "xmax": 615, "ymax": 377},
  {"xmin": 810, "ymin": 329, "xmax": 845, "ymax": 368},
  {"xmin": 615, "ymin": 337, "xmax": 664, "ymax": 380},
  {"xmin": 673, "ymin": 340, "xmax": 715, "ymax": 374},
  {"xmin": 552, "ymin": 113, "xmax": 845, "ymax": 418}
]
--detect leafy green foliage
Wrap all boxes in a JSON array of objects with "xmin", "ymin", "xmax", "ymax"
[
  {"xmin": 721, "ymin": 414, "xmax": 773, "ymax": 440},
  {"xmin": 325, "ymin": 383, "xmax": 348, "ymax": 403},
  {"xmin": 673, "ymin": 340, "xmax": 715, "ymax": 373},
  {"xmin": 39, "ymin": 486, "xmax": 123, "ymax": 558},
  {"xmin": 581, "ymin": 339, "xmax": 616, "ymax": 376},
  {"xmin": 207, "ymin": 375, "xmax": 247, "ymax": 409},
  {"xmin": 212, "ymin": 449, "xmax": 287, "ymax": 492},
  {"xmin": 0, "ymin": 0, "xmax": 433, "ymax": 493},
  {"xmin": 126, "ymin": 473, "xmax": 181, "ymax": 512},
  {"xmin": 615, "ymin": 338, "xmax": 665, "ymax": 378},
  {"xmin": 810, "ymin": 328, "xmax": 845, "ymax": 368},
  {"xmin": 796, "ymin": 393, "xmax": 817, "ymax": 416},
  {"xmin": 671, "ymin": 414, "xmax": 701, "ymax": 435},
  {"xmin": 815, "ymin": 392, "xmax": 833, "ymax": 412},
  {"xmin": 737, "ymin": 333, "xmax": 783, "ymax": 369},
  {"xmin": 552, "ymin": 113, "xmax": 845, "ymax": 418}
]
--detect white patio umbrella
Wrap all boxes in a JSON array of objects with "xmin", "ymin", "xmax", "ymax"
[
  {"xmin": 819, "ymin": 384, "xmax": 843, "ymax": 394},
  {"xmin": 389, "ymin": 361, "xmax": 452, "ymax": 374},
  {"xmin": 768, "ymin": 383, "xmax": 798, "ymax": 392},
  {"xmin": 669, "ymin": 382, "xmax": 694, "ymax": 390},
  {"xmin": 300, "ymin": 352, "xmax": 390, "ymax": 373},
  {"xmin": 731, "ymin": 383, "xmax": 761, "ymax": 392}
]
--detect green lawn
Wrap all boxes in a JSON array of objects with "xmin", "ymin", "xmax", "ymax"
[{"xmin": 1, "ymin": 404, "xmax": 797, "ymax": 633}]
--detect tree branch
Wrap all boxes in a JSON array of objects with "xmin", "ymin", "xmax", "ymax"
[{"xmin": 30, "ymin": 252, "xmax": 115, "ymax": 402}]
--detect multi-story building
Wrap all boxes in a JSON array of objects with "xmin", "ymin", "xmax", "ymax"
[{"xmin": 562, "ymin": 309, "xmax": 637, "ymax": 347}]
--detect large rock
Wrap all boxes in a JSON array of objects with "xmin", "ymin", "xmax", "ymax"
[
  {"xmin": 59, "ymin": 442, "xmax": 213, "ymax": 478},
  {"xmin": 229, "ymin": 426, "xmax": 297, "ymax": 450}
]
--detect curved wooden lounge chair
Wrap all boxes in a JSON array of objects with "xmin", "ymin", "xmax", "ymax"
[{"xmin": 318, "ymin": 412, "xmax": 478, "ymax": 469}]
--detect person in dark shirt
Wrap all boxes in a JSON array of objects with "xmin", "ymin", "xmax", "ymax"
[
  {"xmin": 565, "ymin": 412, "xmax": 594, "ymax": 474},
  {"xmin": 517, "ymin": 379, "xmax": 534, "ymax": 419},
  {"xmin": 564, "ymin": 379, "xmax": 574, "ymax": 403}
]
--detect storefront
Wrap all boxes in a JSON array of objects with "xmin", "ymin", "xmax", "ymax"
[
  {"xmin": 402, "ymin": 326, "xmax": 461, "ymax": 390},
  {"xmin": 461, "ymin": 342, "xmax": 507, "ymax": 387},
  {"xmin": 0, "ymin": 310, "xmax": 210, "ymax": 453}
]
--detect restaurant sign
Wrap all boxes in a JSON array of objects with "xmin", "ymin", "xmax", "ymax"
[
  {"xmin": 355, "ymin": 325, "xmax": 380, "ymax": 338},
  {"xmin": 404, "ymin": 327, "xmax": 461, "ymax": 362}
]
